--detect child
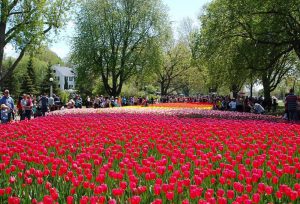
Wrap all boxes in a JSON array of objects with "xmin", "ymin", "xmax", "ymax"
[{"xmin": 1, "ymin": 104, "xmax": 9, "ymax": 124}]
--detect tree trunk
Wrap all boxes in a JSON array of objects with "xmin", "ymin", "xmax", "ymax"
[
  {"xmin": 101, "ymin": 74, "xmax": 124, "ymax": 97},
  {"xmin": 0, "ymin": 22, "xmax": 6, "ymax": 87},
  {"xmin": 250, "ymin": 82, "xmax": 253, "ymax": 98},
  {"xmin": 160, "ymin": 81, "xmax": 167, "ymax": 96},
  {"xmin": 231, "ymin": 84, "xmax": 239, "ymax": 99},
  {"xmin": 262, "ymin": 74, "xmax": 271, "ymax": 103}
]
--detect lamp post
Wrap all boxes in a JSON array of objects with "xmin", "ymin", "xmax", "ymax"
[{"xmin": 49, "ymin": 77, "xmax": 53, "ymax": 97}]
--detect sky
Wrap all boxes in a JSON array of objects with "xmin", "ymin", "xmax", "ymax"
[{"xmin": 5, "ymin": 0, "xmax": 211, "ymax": 59}]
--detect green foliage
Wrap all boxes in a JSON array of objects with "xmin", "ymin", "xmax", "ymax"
[
  {"xmin": 91, "ymin": 79, "xmax": 106, "ymax": 96},
  {"xmin": 26, "ymin": 55, "xmax": 38, "ymax": 94},
  {"xmin": 34, "ymin": 47, "xmax": 63, "ymax": 66},
  {"xmin": 155, "ymin": 39, "xmax": 192, "ymax": 95},
  {"xmin": 40, "ymin": 62, "xmax": 60, "ymax": 96},
  {"xmin": 195, "ymin": 0, "xmax": 299, "ymax": 99},
  {"xmin": 0, "ymin": 0, "xmax": 72, "ymax": 84},
  {"xmin": 71, "ymin": 0, "xmax": 169, "ymax": 97},
  {"xmin": 60, "ymin": 90, "xmax": 70, "ymax": 105},
  {"xmin": 20, "ymin": 73, "xmax": 35, "ymax": 95},
  {"xmin": 1, "ymin": 58, "xmax": 20, "ymax": 96},
  {"xmin": 2, "ymin": 47, "xmax": 63, "ymax": 97}
]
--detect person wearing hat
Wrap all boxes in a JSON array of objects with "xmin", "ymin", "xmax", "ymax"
[{"xmin": 0, "ymin": 90, "xmax": 15, "ymax": 122}]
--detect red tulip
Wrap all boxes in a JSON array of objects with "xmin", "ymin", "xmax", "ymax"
[
  {"xmin": 151, "ymin": 199, "xmax": 162, "ymax": 204},
  {"xmin": 0, "ymin": 188, "xmax": 4, "ymax": 196},
  {"xmin": 218, "ymin": 197, "xmax": 227, "ymax": 204},
  {"xmin": 257, "ymin": 183, "xmax": 265, "ymax": 193},
  {"xmin": 275, "ymin": 191, "xmax": 282, "ymax": 199},
  {"xmin": 252, "ymin": 193, "xmax": 260, "ymax": 203},
  {"xmin": 112, "ymin": 188, "xmax": 124, "ymax": 197},
  {"xmin": 8, "ymin": 197, "xmax": 20, "ymax": 204},
  {"xmin": 31, "ymin": 198, "xmax": 37, "ymax": 204},
  {"xmin": 217, "ymin": 189, "xmax": 225, "ymax": 197},
  {"xmin": 265, "ymin": 186, "xmax": 273, "ymax": 195},
  {"xmin": 166, "ymin": 191, "xmax": 174, "ymax": 201},
  {"xmin": 80, "ymin": 196, "xmax": 89, "ymax": 204},
  {"xmin": 67, "ymin": 196, "xmax": 74, "ymax": 204},
  {"xmin": 43, "ymin": 195, "xmax": 53, "ymax": 204},
  {"xmin": 129, "ymin": 196, "xmax": 141, "ymax": 204},
  {"xmin": 227, "ymin": 190, "xmax": 235, "ymax": 199},
  {"xmin": 182, "ymin": 199, "xmax": 189, "ymax": 204},
  {"xmin": 5, "ymin": 187, "xmax": 12, "ymax": 195}
]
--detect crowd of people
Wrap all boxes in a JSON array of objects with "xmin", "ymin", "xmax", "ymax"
[
  {"xmin": 0, "ymin": 90, "xmax": 63, "ymax": 123},
  {"xmin": 211, "ymin": 95, "xmax": 275, "ymax": 114},
  {"xmin": 208, "ymin": 88, "xmax": 300, "ymax": 122},
  {"xmin": 83, "ymin": 95, "xmax": 156, "ymax": 109},
  {"xmin": 0, "ymin": 88, "xmax": 299, "ymax": 123}
]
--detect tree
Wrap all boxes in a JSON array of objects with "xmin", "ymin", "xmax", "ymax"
[
  {"xmin": 72, "ymin": 0, "xmax": 169, "ymax": 97},
  {"xmin": 1, "ymin": 57, "xmax": 19, "ymax": 94},
  {"xmin": 259, "ymin": 47, "xmax": 297, "ymax": 101},
  {"xmin": 40, "ymin": 63, "xmax": 59, "ymax": 95},
  {"xmin": 26, "ymin": 55, "xmax": 37, "ymax": 92},
  {"xmin": 0, "ymin": 0, "xmax": 72, "ymax": 85},
  {"xmin": 20, "ymin": 72, "xmax": 35, "ymax": 95},
  {"xmin": 20, "ymin": 54, "xmax": 37, "ymax": 94},
  {"xmin": 156, "ymin": 40, "xmax": 192, "ymax": 96},
  {"xmin": 196, "ymin": 0, "xmax": 297, "ymax": 100},
  {"xmin": 1, "ymin": 47, "xmax": 62, "ymax": 97},
  {"xmin": 226, "ymin": 0, "xmax": 300, "ymax": 59}
]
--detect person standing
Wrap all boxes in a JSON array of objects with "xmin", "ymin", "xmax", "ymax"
[
  {"xmin": 272, "ymin": 98, "xmax": 278, "ymax": 113},
  {"xmin": 228, "ymin": 99, "xmax": 237, "ymax": 111},
  {"xmin": 20, "ymin": 94, "xmax": 28, "ymax": 120},
  {"xmin": 0, "ymin": 90, "xmax": 15, "ymax": 122},
  {"xmin": 86, "ymin": 96, "xmax": 91, "ymax": 108},
  {"xmin": 17, "ymin": 96, "xmax": 23, "ymax": 119},
  {"xmin": 40, "ymin": 93, "xmax": 49, "ymax": 116},
  {"xmin": 24, "ymin": 95, "xmax": 33, "ymax": 120},
  {"xmin": 285, "ymin": 88, "xmax": 298, "ymax": 122},
  {"xmin": 48, "ymin": 94, "xmax": 54, "ymax": 111},
  {"xmin": 54, "ymin": 94, "xmax": 61, "ymax": 110}
]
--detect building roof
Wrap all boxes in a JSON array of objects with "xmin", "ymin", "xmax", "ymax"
[{"xmin": 53, "ymin": 65, "xmax": 75, "ymax": 77}]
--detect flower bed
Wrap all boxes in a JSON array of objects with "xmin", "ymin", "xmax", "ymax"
[
  {"xmin": 50, "ymin": 107, "xmax": 281, "ymax": 122},
  {"xmin": 148, "ymin": 102, "xmax": 213, "ymax": 110},
  {"xmin": 0, "ymin": 113, "xmax": 299, "ymax": 203}
]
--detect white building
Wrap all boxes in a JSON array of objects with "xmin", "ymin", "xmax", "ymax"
[{"xmin": 52, "ymin": 64, "xmax": 76, "ymax": 91}]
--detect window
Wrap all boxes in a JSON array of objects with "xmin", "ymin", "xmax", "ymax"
[
  {"xmin": 69, "ymin": 77, "xmax": 73, "ymax": 81},
  {"xmin": 69, "ymin": 85, "xmax": 73, "ymax": 89},
  {"xmin": 58, "ymin": 84, "xmax": 60, "ymax": 88},
  {"xmin": 56, "ymin": 76, "xmax": 60, "ymax": 81}
]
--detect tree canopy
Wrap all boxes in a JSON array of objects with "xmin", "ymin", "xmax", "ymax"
[
  {"xmin": 71, "ymin": 0, "xmax": 170, "ymax": 97},
  {"xmin": 196, "ymin": 0, "xmax": 300, "ymax": 99}
]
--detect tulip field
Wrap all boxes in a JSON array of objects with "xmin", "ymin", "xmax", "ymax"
[{"xmin": 0, "ymin": 105, "xmax": 300, "ymax": 203}]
